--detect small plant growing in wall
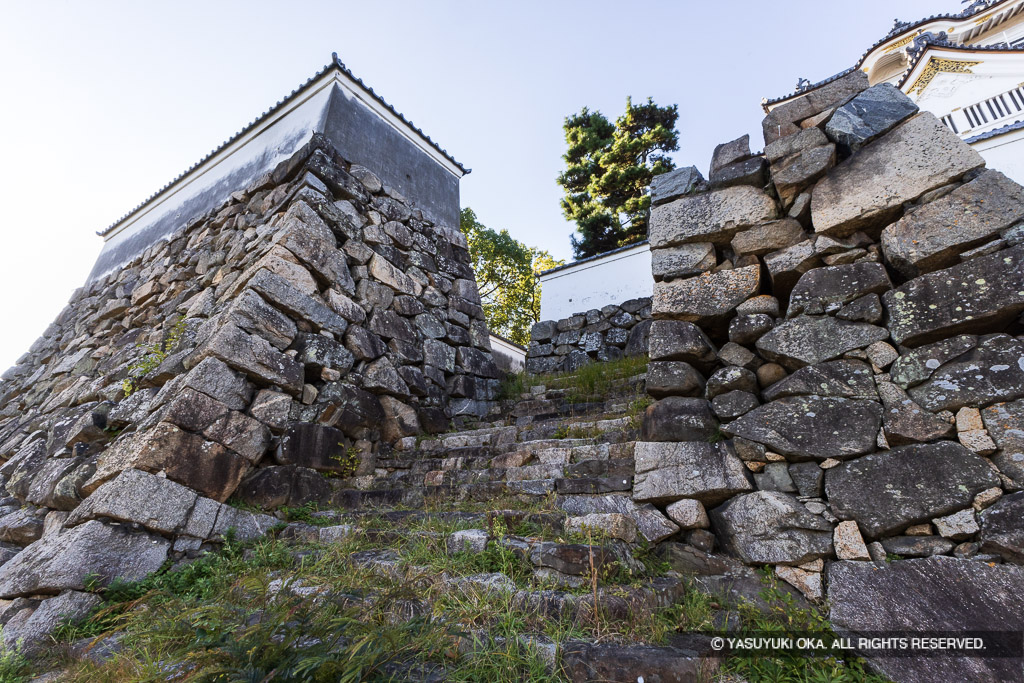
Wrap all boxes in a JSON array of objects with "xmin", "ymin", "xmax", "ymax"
[
  {"xmin": 122, "ymin": 318, "xmax": 187, "ymax": 396},
  {"xmin": 329, "ymin": 444, "xmax": 362, "ymax": 478}
]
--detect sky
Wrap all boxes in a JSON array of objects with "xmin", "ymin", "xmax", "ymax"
[{"xmin": 0, "ymin": 0, "xmax": 949, "ymax": 372}]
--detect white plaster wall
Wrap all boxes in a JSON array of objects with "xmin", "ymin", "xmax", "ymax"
[
  {"xmin": 538, "ymin": 243, "xmax": 652, "ymax": 321},
  {"xmin": 912, "ymin": 63, "xmax": 1024, "ymax": 138},
  {"xmin": 973, "ymin": 127, "xmax": 1024, "ymax": 185},
  {"xmin": 489, "ymin": 334, "xmax": 526, "ymax": 373}
]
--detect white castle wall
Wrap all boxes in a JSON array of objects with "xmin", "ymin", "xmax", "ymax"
[{"xmin": 538, "ymin": 242, "xmax": 652, "ymax": 321}]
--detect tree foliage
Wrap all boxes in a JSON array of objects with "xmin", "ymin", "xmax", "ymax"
[
  {"xmin": 460, "ymin": 208, "xmax": 564, "ymax": 346},
  {"xmin": 557, "ymin": 97, "xmax": 679, "ymax": 259}
]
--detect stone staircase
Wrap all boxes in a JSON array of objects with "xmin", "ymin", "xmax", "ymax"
[
  {"xmin": 216, "ymin": 370, "xmax": 781, "ymax": 681},
  {"xmin": 324, "ymin": 374, "xmax": 646, "ymax": 514},
  {"xmin": 36, "ymin": 366, "xmax": 825, "ymax": 681}
]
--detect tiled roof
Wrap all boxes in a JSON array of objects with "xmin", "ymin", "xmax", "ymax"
[
  {"xmin": 538, "ymin": 240, "xmax": 649, "ymax": 277},
  {"xmin": 965, "ymin": 117, "xmax": 1024, "ymax": 142},
  {"xmin": 762, "ymin": 0, "xmax": 1016, "ymax": 109},
  {"xmin": 98, "ymin": 54, "xmax": 467, "ymax": 237}
]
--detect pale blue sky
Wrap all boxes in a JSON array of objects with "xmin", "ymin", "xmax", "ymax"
[{"xmin": 0, "ymin": 0, "xmax": 946, "ymax": 371}]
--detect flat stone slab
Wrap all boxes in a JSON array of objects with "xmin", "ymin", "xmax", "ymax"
[
  {"xmin": 908, "ymin": 334, "xmax": 1024, "ymax": 413},
  {"xmin": 652, "ymin": 265, "xmax": 761, "ymax": 324},
  {"xmin": 825, "ymin": 442, "xmax": 999, "ymax": 539},
  {"xmin": 825, "ymin": 83, "xmax": 919, "ymax": 152},
  {"xmin": 811, "ymin": 113, "xmax": 985, "ymax": 237},
  {"xmin": 877, "ymin": 381, "xmax": 954, "ymax": 446},
  {"xmin": 722, "ymin": 395, "xmax": 882, "ymax": 461},
  {"xmin": 67, "ymin": 468, "xmax": 197, "ymax": 535},
  {"xmin": 762, "ymin": 359, "xmax": 876, "ymax": 401},
  {"xmin": 649, "ymin": 186, "xmax": 778, "ymax": 248},
  {"xmin": 755, "ymin": 316, "xmax": 889, "ymax": 369},
  {"xmin": 650, "ymin": 165, "xmax": 705, "ymax": 206},
  {"xmin": 881, "ymin": 170, "xmax": 1024, "ymax": 277},
  {"xmin": 884, "ymin": 245, "xmax": 1024, "ymax": 346},
  {"xmin": 889, "ymin": 334, "xmax": 977, "ymax": 389},
  {"xmin": 651, "ymin": 242, "xmax": 716, "ymax": 281},
  {"xmin": 0, "ymin": 520, "xmax": 170, "ymax": 598},
  {"xmin": 786, "ymin": 262, "xmax": 891, "ymax": 317},
  {"xmin": 557, "ymin": 494, "xmax": 679, "ymax": 544},
  {"xmin": 709, "ymin": 491, "xmax": 833, "ymax": 565},
  {"xmin": 828, "ymin": 557, "xmax": 1024, "ymax": 683},
  {"xmin": 632, "ymin": 441, "xmax": 753, "ymax": 505}
]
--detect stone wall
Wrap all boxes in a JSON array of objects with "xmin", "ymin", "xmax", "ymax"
[
  {"xmin": 637, "ymin": 72, "xmax": 1024, "ymax": 682},
  {"xmin": 525, "ymin": 298, "xmax": 651, "ymax": 374},
  {"xmin": 0, "ymin": 134, "xmax": 499, "ymax": 598}
]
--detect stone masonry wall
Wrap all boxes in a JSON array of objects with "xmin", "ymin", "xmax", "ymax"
[
  {"xmin": 525, "ymin": 298, "xmax": 652, "ymax": 375},
  {"xmin": 0, "ymin": 134, "xmax": 499, "ymax": 607},
  {"xmin": 632, "ymin": 72, "xmax": 1024, "ymax": 682}
]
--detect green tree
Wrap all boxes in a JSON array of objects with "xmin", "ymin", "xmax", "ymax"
[
  {"xmin": 558, "ymin": 97, "xmax": 679, "ymax": 259},
  {"xmin": 460, "ymin": 208, "xmax": 564, "ymax": 345}
]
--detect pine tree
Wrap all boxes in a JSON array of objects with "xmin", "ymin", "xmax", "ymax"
[{"xmin": 558, "ymin": 98, "xmax": 679, "ymax": 259}]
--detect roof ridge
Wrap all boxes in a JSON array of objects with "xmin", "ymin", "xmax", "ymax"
[
  {"xmin": 762, "ymin": 0, "xmax": 1018, "ymax": 109},
  {"xmin": 98, "ymin": 54, "xmax": 467, "ymax": 237}
]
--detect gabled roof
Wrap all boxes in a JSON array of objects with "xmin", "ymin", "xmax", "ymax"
[
  {"xmin": 895, "ymin": 39, "xmax": 1024, "ymax": 93},
  {"xmin": 98, "ymin": 54, "xmax": 467, "ymax": 237},
  {"xmin": 763, "ymin": 0, "xmax": 1022, "ymax": 110}
]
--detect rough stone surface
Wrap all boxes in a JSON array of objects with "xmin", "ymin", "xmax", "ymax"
[
  {"xmin": 786, "ymin": 262, "xmax": 891, "ymax": 317},
  {"xmin": 640, "ymin": 397, "xmax": 718, "ymax": 443},
  {"xmin": 932, "ymin": 508, "xmax": 979, "ymax": 541},
  {"xmin": 979, "ymin": 492, "xmax": 1024, "ymax": 563},
  {"xmin": 828, "ymin": 557, "xmax": 1024, "ymax": 683},
  {"xmin": 811, "ymin": 113, "xmax": 985, "ymax": 237},
  {"xmin": 650, "ymin": 166, "xmax": 705, "ymax": 206},
  {"xmin": 709, "ymin": 491, "xmax": 833, "ymax": 565},
  {"xmin": 651, "ymin": 242, "xmax": 717, "ymax": 281},
  {"xmin": 652, "ymin": 265, "xmax": 760, "ymax": 324},
  {"xmin": 982, "ymin": 400, "xmax": 1024, "ymax": 484},
  {"xmin": 762, "ymin": 70, "xmax": 869, "ymax": 144},
  {"xmin": 649, "ymin": 186, "xmax": 779, "ymax": 248},
  {"xmin": 884, "ymin": 245, "xmax": 1024, "ymax": 346},
  {"xmin": 723, "ymin": 396, "xmax": 882, "ymax": 461},
  {"xmin": 772, "ymin": 145, "xmax": 836, "ymax": 207},
  {"xmin": 563, "ymin": 513, "xmax": 638, "ymax": 543},
  {"xmin": 765, "ymin": 126, "xmax": 829, "ymax": 164},
  {"xmin": 877, "ymin": 381, "xmax": 954, "ymax": 446},
  {"xmin": 889, "ymin": 334, "xmax": 977, "ymax": 389},
  {"xmin": 825, "ymin": 442, "xmax": 999, "ymax": 538},
  {"xmin": 86, "ymin": 422, "xmax": 248, "ymax": 503},
  {"xmin": 763, "ymin": 240, "xmax": 821, "ymax": 297},
  {"xmin": 756, "ymin": 316, "xmax": 889, "ymax": 369},
  {"xmin": 879, "ymin": 535, "xmax": 956, "ymax": 558},
  {"xmin": 646, "ymin": 361, "xmax": 705, "ymax": 399},
  {"xmin": 881, "ymin": 170, "xmax": 1024, "ymax": 277},
  {"xmin": 648, "ymin": 321, "xmax": 716, "ymax": 370},
  {"xmin": 664, "ymin": 499, "xmax": 710, "ymax": 530},
  {"xmin": 557, "ymin": 495, "xmax": 679, "ymax": 544},
  {"xmin": 2, "ymin": 590, "xmax": 102, "ymax": 653},
  {"xmin": 632, "ymin": 441, "xmax": 753, "ymax": 505},
  {"xmin": 730, "ymin": 218, "xmax": 805, "ymax": 257},
  {"xmin": 762, "ymin": 359, "xmax": 876, "ymax": 401},
  {"xmin": 824, "ymin": 83, "xmax": 919, "ymax": 152},
  {"xmin": 834, "ymin": 521, "xmax": 871, "ymax": 561},
  {"xmin": 0, "ymin": 520, "xmax": 170, "ymax": 597},
  {"xmin": 908, "ymin": 334, "xmax": 1024, "ymax": 412},
  {"xmin": 66, "ymin": 469, "xmax": 198, "ymax": 535}
]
